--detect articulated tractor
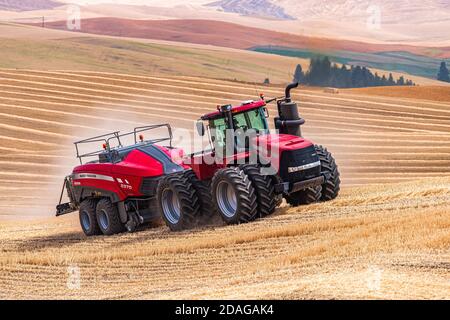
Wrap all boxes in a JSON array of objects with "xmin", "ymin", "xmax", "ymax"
[{"xmin": 57, "ymin": 82, "xmax": 340, "ymax": 236}]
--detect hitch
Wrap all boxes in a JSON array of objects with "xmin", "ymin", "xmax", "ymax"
[
  {"xmin": 56, "ymin": 202, "xmax": 76, "ymax": 216},
  {"xmin": 56, "ymin": 176, "xmax": 77, "ymax": 216}
]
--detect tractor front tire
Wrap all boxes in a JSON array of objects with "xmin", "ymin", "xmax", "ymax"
[
  {"xmin": 79, "ymin": 199, "xmax": 101, "ymax": 236},
  {"xmin": 157, "ymin": 173, "xmax": 200, "ymax": 231},
  {"xmin": 96, "ymin": 198, "xmax": 125, "ymax": 236},
  {"xmin": 184, "ymin": 170, "xmax": 217, "ymax": 220},
  {"xmin": 285, "ymin": 186, "xmax": 322, "ymax": 207},
  {"xmin": 240, "ymin": 164, "xmax": 277, "ymax": 218},
  {"xmin": 212, "ymin": 167, "xmax": 258, "ymax": 224},
  {"xmin": 315, "ymin": 145, "xmax": 340, "ymax": 201}
]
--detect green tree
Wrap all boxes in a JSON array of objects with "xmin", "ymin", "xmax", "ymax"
[
  {"xmin": 388, "ymin": 73, "xmax": 395, "ymax": 85},
  {"xmin": 437, "ymin": 61, "xmax": 450, "ymax": 82},
  {"xmin": 293, "ymin": 64, "xmax": 304, "ymax": 83},
  {"xmin": 397, "ymin": 76, "xmax": 405, "ymax": 86},
  {"xmin": 301, "ymin": 56, "xmax": 414, "ymax": 88},
  {"xmin": 351, "ymin": 66, "xmax": 364, "ymax": 87}
]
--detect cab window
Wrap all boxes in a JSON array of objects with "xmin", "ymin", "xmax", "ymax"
[
  {"xmin": 246, "ymin": 108, "xmax": 268, "ymax": 132},
  {"xmin": 210, "ymin": 117, "xmax": 226, "ymax": 149}
]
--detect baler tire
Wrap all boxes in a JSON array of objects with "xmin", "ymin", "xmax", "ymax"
[
  {"xmin": 285, "ymin": 186, "xmax": 322, "ymax": 207},
  {"xmin": 79, "ymin": 199, "xmax": 101, "ymax": 236},
  {"xmin": 157, "ymin": 173, "xmax": 200, "ymax": 231},
  {"xmin": 315, "ymin": 145, "xmax": 341, "ymax": 201},
  {"xmin": 239, "ymin": 164, "xmax": 277, "ymax": 218},
  {"xmin": 184, "ymin": 170, "xmax": 217, "ymax": 220},
  {"xmin": 96, "ymin": 198, "xmax": 125, "ymax": 236},
  {"xmin": 212, "ymin": 167, "xmax": 258, "ymax": 224}
]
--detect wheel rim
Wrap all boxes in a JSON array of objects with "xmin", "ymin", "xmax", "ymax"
[
  {"xmin": 81, "ymin": 210, "xmax": 91, "ymax": 231},
  {"xmin": 161, "ymin": 188, "xmax": 181, "ymax": 224},
  {"xmin": 216, "ymin": 180, "xmax": 237, "ymax": 218},
  {"xmin": 98, "ymin": 209, "xmax": 109, "ymax": 230}
]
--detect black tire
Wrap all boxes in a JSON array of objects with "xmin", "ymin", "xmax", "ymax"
[
  {"xmin": 212, "ymin": 167, "xmax": 258, "ymax": 224},
  {"xmin": 157, "ymin": 172, "xmax": 200, "ymax": 231},
  {"xmin": 285, "ymin": 186, "xmax": 322, "ymax": 207},
  {"xmin": 315, "ymin": 145, "xmax": 341, "ymax": 201},
  {"xmin": 271, "ymin": 175, "xmax": 284, "ymax": 208},
  {"xmin": 240, "ymin": 164, "xmax": 277, "ymax": 218},
  {"xmin": 184, "ymin": 170, "xmax": 217, "ymax": 220},
  {"xmin": 79, "ymin": 199, "xmax": 101, "ymax": 236},
  {"xmin": 96, "ymin": 198, "xmax": 125, "ymax": 236}
]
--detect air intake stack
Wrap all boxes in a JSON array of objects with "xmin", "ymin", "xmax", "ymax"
[{"xmin": 274, "ymin": 82, "xmax": 305, "ymax": 137}]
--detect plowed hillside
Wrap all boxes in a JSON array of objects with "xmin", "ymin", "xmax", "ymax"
[
  {"xmin": 0, "ymin": 69, "xmax": 448, "ymax": 299},
  {"xmin": 41, "ymin": 18, "xmax": 450, "ymax": 59}
]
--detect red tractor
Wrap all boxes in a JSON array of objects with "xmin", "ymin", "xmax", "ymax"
[{"xmin": 56, "ymin": 82, "xmax": 340, "ymax": 236}]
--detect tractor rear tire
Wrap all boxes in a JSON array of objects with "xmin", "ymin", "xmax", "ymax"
[
  {"xmin": 315, "ymin": 145, "xmax": 340, "ymax": 201},
  {"xmin": 285, "ymin": 186, "xmax": 322, "ymax": 207},
  {"xmin": 157, "ymin": 173, "xmax": 200, "ymax": 231},
  {"xmin": 239, "ymin": 164, "xmax": 277, "ymax": 218},
  {"xmin": 184, "ymin": 170, "xmax": 217, "ymax": 220},
  {"xmin": 96, "ymin": 198, "xmax": 125, "ymax": 236},
  {"xmin": 212, "ymin": 167, "xmax": 258, "ymax": 224},
  {"xmin": 79, "ymin": 199, "xmax": 101, "ymax": 236}
]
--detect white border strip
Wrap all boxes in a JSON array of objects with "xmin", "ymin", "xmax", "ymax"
[{"xmin": 72, "ymin": 173, "xmax": 115, "ymax": 182}]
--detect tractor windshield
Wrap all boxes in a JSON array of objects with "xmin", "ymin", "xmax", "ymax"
[{"xmin": 210, "ymin": 107, "xmax": 269, "ymax": 151}]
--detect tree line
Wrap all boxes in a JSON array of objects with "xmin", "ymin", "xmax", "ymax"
[
  {"xmin": 437, "ymin": 61, "xmax": 450, "ymax": 83},
  {"xmin": 292, "ymin": 57, "xmax": 415, "ymax": 88}
]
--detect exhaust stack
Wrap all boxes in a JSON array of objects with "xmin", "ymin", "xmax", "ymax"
[{"xmin": 275, "ymin": 82, "xmax": 304, "ymax": 137}]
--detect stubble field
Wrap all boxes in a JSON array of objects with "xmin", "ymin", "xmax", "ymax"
[{"xmin": 0, "ymin": 69, "xmax": 448, "ymax": 299}]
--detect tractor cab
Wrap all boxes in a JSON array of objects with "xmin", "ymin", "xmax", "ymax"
[{"xmin": 197, "ymin": 99, "xmax": 270, "ymax": 155}]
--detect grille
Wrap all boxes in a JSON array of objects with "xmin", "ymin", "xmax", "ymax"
[{"xmin": 279, "ymin": 145, "xmax": 321, "ymax": 183}]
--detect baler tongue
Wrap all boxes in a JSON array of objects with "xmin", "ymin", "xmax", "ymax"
[
  {"xmin": 56, "ymin": 203, "xmax": 75, "ymax": 216},
  {"xmin": 55, "ymin": 176, "xmax": 77, "ymax": 216}
]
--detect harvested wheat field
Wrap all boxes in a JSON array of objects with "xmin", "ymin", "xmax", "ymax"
[{"xmin": 0, "ymin": 69, "xmax": 449, "ymax": 299}]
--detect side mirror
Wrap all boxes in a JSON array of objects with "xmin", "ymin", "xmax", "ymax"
[
  {"xmin": 263, "ymin": 107, "xmax": 269, "ymax": 118},
  {"xmin": 196, "ymin": 120, "xmax": 205, "ymax": 136}
]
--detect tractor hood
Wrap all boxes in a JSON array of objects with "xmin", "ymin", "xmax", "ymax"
[{"xmin": 255, "ymin": 134, "xmax": 313, "ymax": 152}]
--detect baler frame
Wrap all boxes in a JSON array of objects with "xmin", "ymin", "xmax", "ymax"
[{"xmin": 74, "ymin": 124, "xmax": 173, "ymax": 164}]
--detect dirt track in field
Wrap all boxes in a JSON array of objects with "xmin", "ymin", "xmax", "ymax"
[{"xmin": 0, "ymin": 69, "xmax": 449, "ymax": 299}]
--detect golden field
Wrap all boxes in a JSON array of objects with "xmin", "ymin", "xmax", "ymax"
[{"xmin": 0, "ymin": 67, "xmax": 448, "ymax": 299}]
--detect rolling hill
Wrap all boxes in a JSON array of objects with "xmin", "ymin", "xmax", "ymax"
[
  {"xmin": 41, "ymin": 18, "xmax": 450, "ymax": 59},
  {"xmin": 35, "ymin": 0, "xmax": 450, "ymax": 45},
  {"xmin": 38, "ymin": 18, "xmax": 450, "ymax": 80},
  {"xmin": 0, "ymin": 22, "xmax": 311, "ymax": 84},
  {"xmin": 1, "ymin": 22, "xmax": 442, "ymax": 86}
]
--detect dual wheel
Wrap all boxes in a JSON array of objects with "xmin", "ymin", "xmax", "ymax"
[
  {"xmin": 79, "ymin": 198, "xmax": 124, "ymax": 236},
  {"xmin": 208, "ymin": 144, "xmax": 340, "ymax": 223},
  {"xmin": 156, "ymin": 165, "xmax": 278, "ymax": 230},
  {"xmin": 157, "ymin": 144, "xmax": 340, "ymax": 230},
  {"xmin": 211, "ymin": 165, "xmax": 277, "ymax": 225},
  {"xmin": 285, "ymin": 144, "xmax": 341, "ymax": 206}
]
